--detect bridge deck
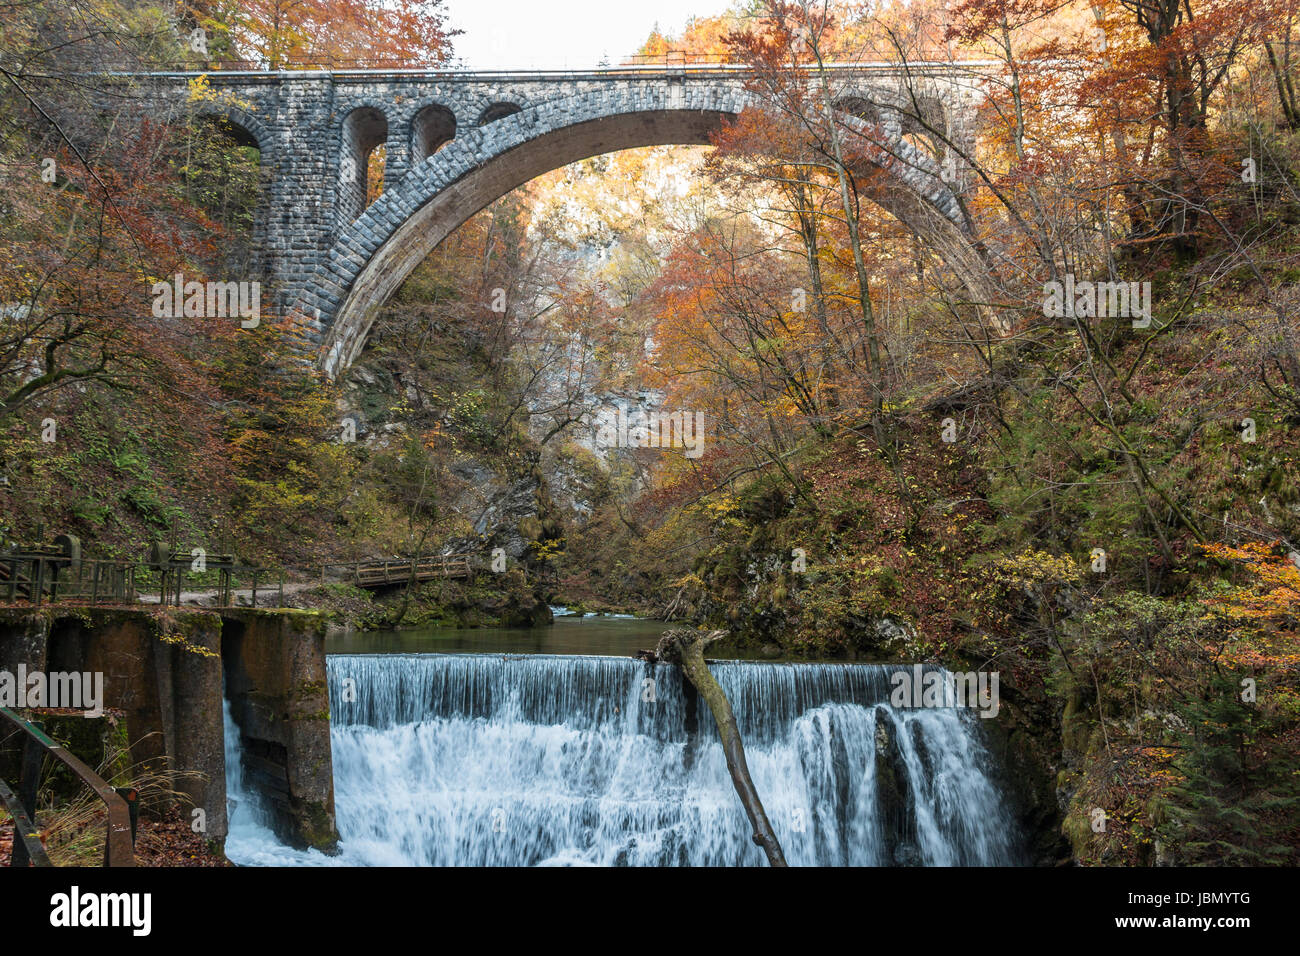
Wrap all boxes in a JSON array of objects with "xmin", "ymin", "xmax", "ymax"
[
  {"xmin": 127, "ymin": 60, "xmax": 1003, "ymax": 81},
  {"xmin": 330, "ymin": 555, "xmax": 475, "ymax": 588}
]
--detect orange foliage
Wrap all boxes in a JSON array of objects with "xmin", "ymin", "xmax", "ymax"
[{"xmin": 1200, "ymin": 541, "xmax": 1300, "ymax": 627}]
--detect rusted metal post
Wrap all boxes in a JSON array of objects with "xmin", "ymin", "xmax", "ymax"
[
  {"xmin": 114, "ymin": 787, "xmax": 139, "ymax": 845},
  {"xmin": 12, "ymin": 724, "xmax": 45, "ymax": 867},
  {"xmin": 0, "ymin": 778, "xmax": 51, "ymax": 866}
]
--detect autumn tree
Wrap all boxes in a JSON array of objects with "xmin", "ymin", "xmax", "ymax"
[{"xmin": 187, "ymin": 0, "xmax": 458, "ymax": 68}]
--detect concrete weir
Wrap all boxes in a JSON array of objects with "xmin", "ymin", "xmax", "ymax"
[{"xmin": 0, "ymin": 606, "xmax": 338, "ymax": 855}]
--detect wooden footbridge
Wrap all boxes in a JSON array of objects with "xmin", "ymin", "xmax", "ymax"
[{"xmin": 325, "ymin": 554, "xmax": 475, "ymax": 589}]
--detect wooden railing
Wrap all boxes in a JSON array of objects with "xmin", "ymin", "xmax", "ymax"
[
  {"xmin": 0, "ymin": 539, "xmax": 285, "ymax": 608},
  {"xmin": 0, "ymin": 537, "xmax": 482, "ymax": 607},
  {"xmin": 0, "ymin": 555, "xmax": 139, "ymax": 606},
  {"xmin": 325, "ymin": 554, "xmax": 475, "ymax": 588},
  {"xmin": 0, "ymin": 708, "xmax": 134, "ymax": 867}
]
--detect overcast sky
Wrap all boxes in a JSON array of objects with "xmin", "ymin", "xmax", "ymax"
[{"xmin": 439, "ymin": 0, "xmax": 737, "ymax": 70}]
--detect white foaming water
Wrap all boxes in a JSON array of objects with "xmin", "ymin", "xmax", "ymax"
[
  {"xmin": 223, "ymin": 654, "xmax": 1021, "ymax": 866},
  {"xmin": 223, "ymin": 695, "xmax": 340, "ymax": 866}
]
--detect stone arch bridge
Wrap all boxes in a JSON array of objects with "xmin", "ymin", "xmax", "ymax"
[{"xmin": 138, "ymin": 64, "xmax": 995, "ymax": 376}]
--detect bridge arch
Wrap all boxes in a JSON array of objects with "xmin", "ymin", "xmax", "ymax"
[{"xmin": 291, "ymin": 84, "xmax": 988, "ymax": 377}]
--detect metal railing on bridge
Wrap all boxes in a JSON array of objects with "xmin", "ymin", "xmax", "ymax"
[
  {"xmin": 1, "ymin": 533, "xmax": 500, "ymax": 607},
  {"xmin": 148, "ymin": 50, "xmax": 739, "ymax": 72},
  {"xmin": 0, "ymin": 708, "xmax": 135, "ymax": 867}
]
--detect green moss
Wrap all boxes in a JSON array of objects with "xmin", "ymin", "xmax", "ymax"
[{"xmin": 295, "ymin": 800, "xmax": 339, "ymax": 854}]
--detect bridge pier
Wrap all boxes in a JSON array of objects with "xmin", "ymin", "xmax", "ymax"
[{"xmin": 0, "ymin": 607, "xmax": 226, "ymax": 844}]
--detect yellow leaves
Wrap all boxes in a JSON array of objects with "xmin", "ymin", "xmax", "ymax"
[
  {"xmin": 989, "ymin": 549, "xmax": 1085, "ymax": 587},
  {"xmin": 186, "ymin": 74, "xmax": 254, "ymax": 113},
  {"xmin": 186, "ymin": 75, "xmax": 211, "ymax": 104},
  {"xmin": 671, "ymin": 572, "xmax": 707, "ymax": 590},
  {"xmin": 702, "ymin": 495, "xmax": 739, "ymax": 517}
]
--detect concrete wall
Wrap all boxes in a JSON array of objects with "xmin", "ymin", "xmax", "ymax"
[
  {"xmin": 220, "ymin": 609, "xmax": 337, "ymax": 852},
  {"xmin": 0, "ymin": 608, "xmax": 225, "ymax": 839},
  {"xmin": 0, "ymin": 606, "xmax": 338, "ymax": 855}
]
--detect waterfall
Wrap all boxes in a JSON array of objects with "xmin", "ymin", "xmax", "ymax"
[
  {"xmin": 258, "ymin": 653, "xmax": 1019, "ymax": 867},
  {"xmin": 223, "ymin": 693, "xmax": 298, "ymax": 865},
  {"xmin": 222, "ymin": 695, "xmax": 249, "ymax": 823}
]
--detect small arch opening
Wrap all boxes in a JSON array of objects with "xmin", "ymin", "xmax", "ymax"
[
  {"xmin": 412, "ymin": 104, "xmax": 456, "ymax": 162},
  {"xmin": 833, "ymin": 95, "xmax": 879, "ymax": 123},
  {"xmin": 834, "ymin": 96, "xmax": 945, "ymax": 164},
  {"xmin": 181, "ymin": 114, "xmax": 264, "ymax": 273},
  {"xmin": 477, "ymin": 102, "xmax": 522, "ymax": 125},
  {"xmin": 340, "ymin": 106, "xmax": 389, "ymax": 223}
]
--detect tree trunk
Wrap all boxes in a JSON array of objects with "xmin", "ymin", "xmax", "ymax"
[{"xmin": 654, "ymin": 628, "xmax": 788, "ymax": 866}]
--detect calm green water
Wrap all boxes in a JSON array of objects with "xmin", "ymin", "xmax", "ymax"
[{"xmin": 325, "ymin": 613, "xmax": 673, "ymax": 657}]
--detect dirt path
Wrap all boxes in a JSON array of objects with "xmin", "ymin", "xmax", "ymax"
[{"xmin": 136, "ymin": 580, "xmax": 321, "ymax": 607}]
